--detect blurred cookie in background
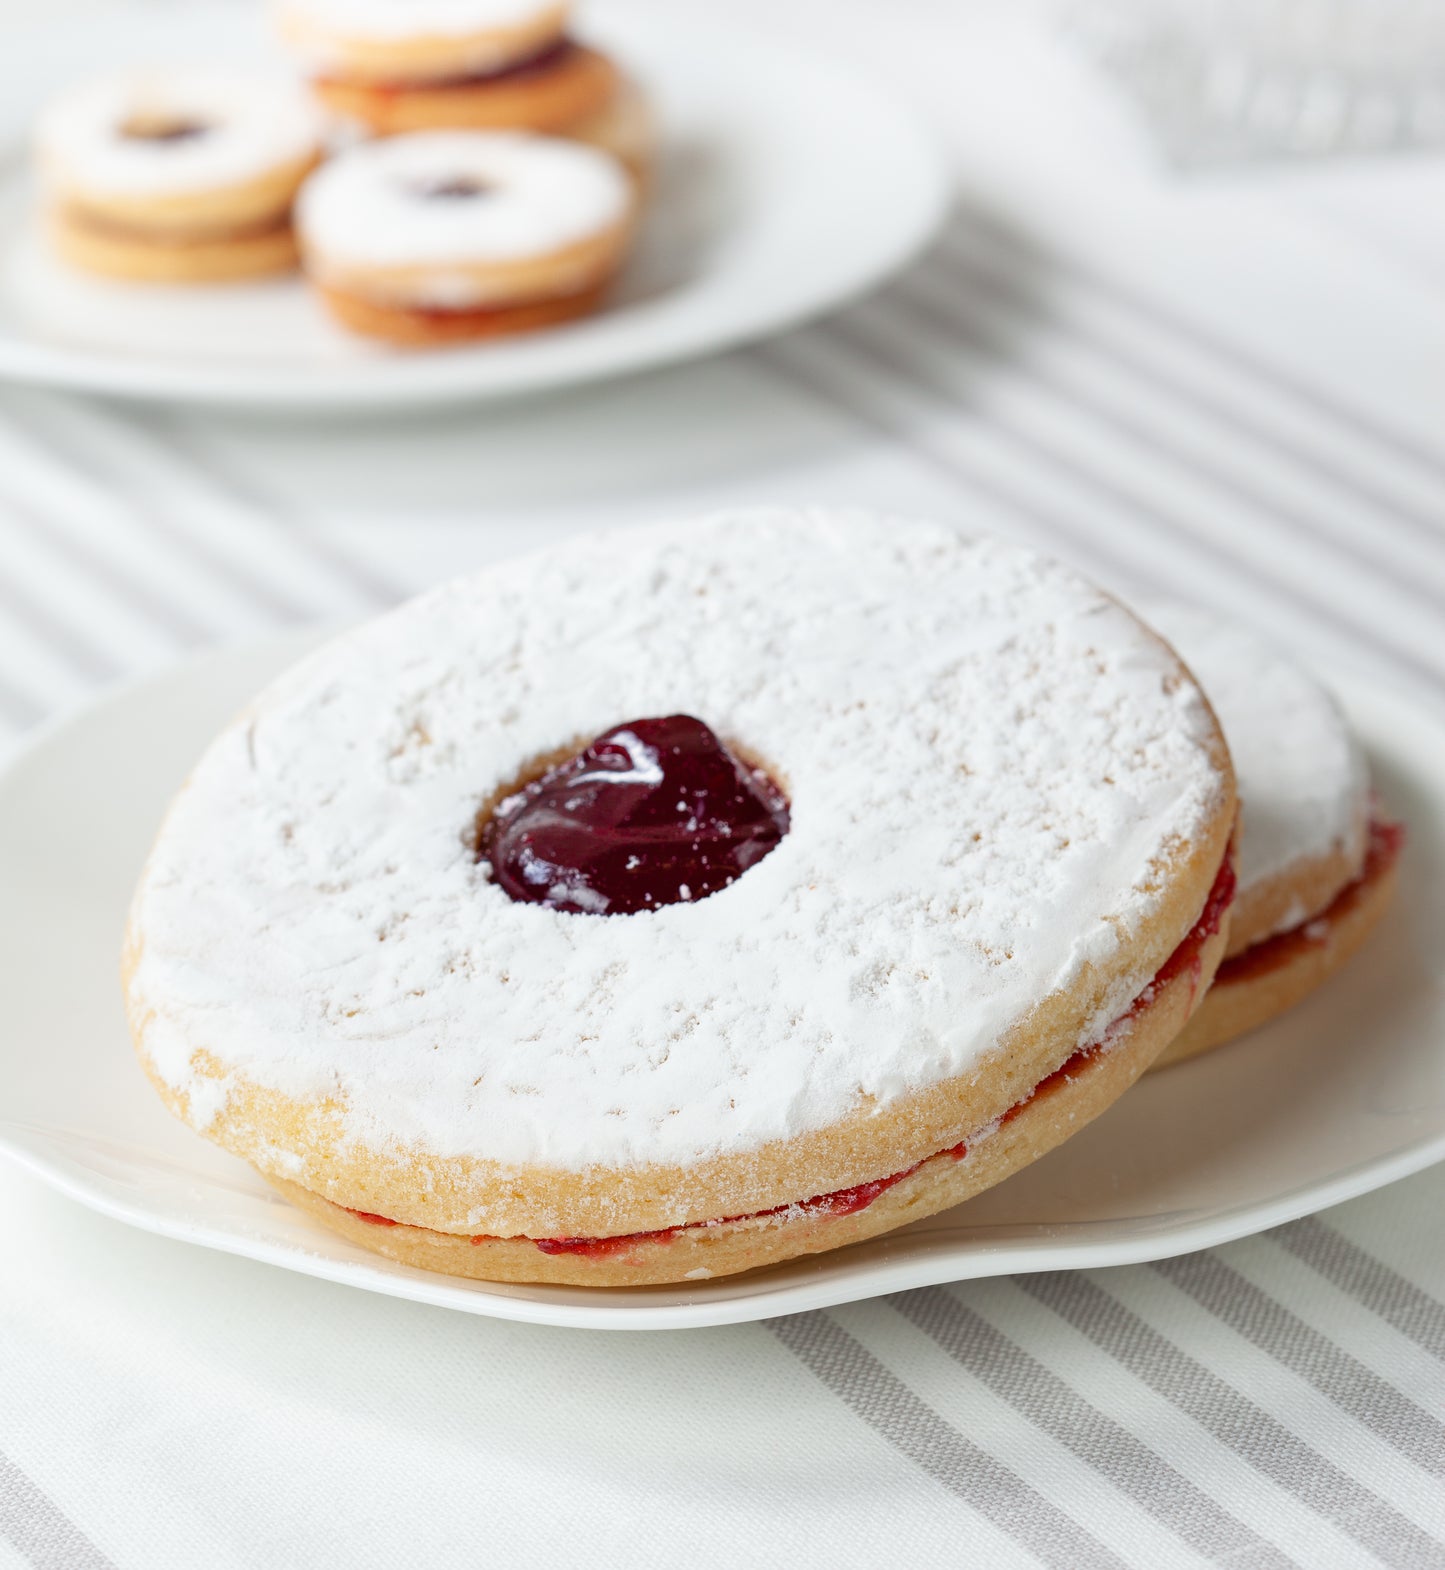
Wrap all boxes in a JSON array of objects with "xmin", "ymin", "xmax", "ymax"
[
  {"xmin": 36, "ymin": 70, "xmax": 324, "ymax": 283},
  {"xmin": 295, "ymin": 130, "xmax": 639, "ymax": 343},
  {"xmin": 275, "ymin": 0, "xmax": 652, "ymax": 177}
]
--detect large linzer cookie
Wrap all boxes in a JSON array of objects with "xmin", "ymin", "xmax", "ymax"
[{"xmin": 123, "ymin": 510, "xmax": 1237, "ymax": 1287}]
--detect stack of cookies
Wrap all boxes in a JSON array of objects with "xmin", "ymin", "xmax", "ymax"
[
  {"xmin": 120, "ymin": 510, "xmax": 1402, "ymax": 1290},
  {"xmin": 35, "ymin": 72, "xmax": 323, "ymax": 284},
  {"xmin": 30, "ymin": 0, "xmax": 650, "ymax": 343}
]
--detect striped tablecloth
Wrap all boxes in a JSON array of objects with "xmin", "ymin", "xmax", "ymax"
[{"xmin": 2, "ymin": 3, "xmax": 1443, "ymax": 1566}]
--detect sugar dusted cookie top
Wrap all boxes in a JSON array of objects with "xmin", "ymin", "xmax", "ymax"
[
  {"xmin": 297, "ymin": 132, "xmax": 631, "ymax": 271},
  {"xmin": 1147, "ymin": 602, "xmax": 1367, "ymax": 921},
  {"xmin": 277, "ymin": 0, "xmax": 562, "ymax": 44},
  {"xmin": 37, "ymin": 70, "xmax": 322, "ymax": 202},
  {"xmin": 127, "ymin": 509, "xmax": 1228, "ymax": 1170}
]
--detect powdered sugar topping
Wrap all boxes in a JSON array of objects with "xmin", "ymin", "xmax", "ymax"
[
  {"xmin": 128, "ymin": 511, "xmax": 1226, "ymax": 1171},
  {"xmin": 1146, "ymin": 602, "xmax": 1367, "ymax": 904},
  {"xmin": 296, "ymin": 132, "xmax": 631, "ymax": 271},
  {"xmin": 275, "ymin": 0, "xmax": 561, "ymax": 46},
  {"xmin": 36, "ymin": 70, "xmax": 322, "ymax": 201}
]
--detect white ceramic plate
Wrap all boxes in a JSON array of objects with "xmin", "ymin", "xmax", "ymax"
[
  {"xmin": 1, "ymin": 635, "xmax": 1442, "ymax": 1329},
  {"xmin": 0, "ymin": 5, "xmax": 946, "ymax": 409}
]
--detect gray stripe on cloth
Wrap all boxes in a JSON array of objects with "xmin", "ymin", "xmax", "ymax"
[
  {"xmin": 748, "ymin": 338, "xmax": 1159, "ymax": 593},
  {"xmin": 1020, "ymin": 1272, "xmax": 1443, "ymax": 1570},
  {"xmin": 1273, "ymin": 1216, "xmax": 1445, "ymax": 1363},
  {"xmin": 0, "ymin": 500, "xmax": 119, "ymax": 684},
  {"xmin": 890, "ymin": 274, "xmax": 1445, "ymax": 623},
  {"xmin": 0, "ymin": 1450, "xmax": 117, "ymax": 1570},
  {"xmin": 1151, "ymin": 1252, "xmax": 1445, "ymax": 1476},
  {"xmin": 130, "ymin": 413, "xmax": 398, "ymax": 611},
  {"xmin": 930, "ymin": 232, "xmax": 1445, "ymax": 555},
  {"xmin": 0, "ymin": 469, "xmax": 209, "ymax": 649},
  {"xmin": 767, "ymin": 1310, "xmax": 1128, "ymax": 1570},
  {"xmin": 939, "ymin": 213, "xmax": 1445, "ymax": 492},
  {"xmin": 0, "ymin": 675, "xmax": 43, "ymax": 731},
  {"xmin": 823, "ymin": 306, "xmax": 1445, "ymax": 695},
  {"xmin": 891, "ymin": 1287, "xmax": 1298, "ymax": 1569},
  {"xmin": 1, "ymin": 403, "xmax": 310, "ymax": 627}
]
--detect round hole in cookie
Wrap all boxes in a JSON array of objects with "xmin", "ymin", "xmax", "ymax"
[
  {"xmin": 411, "ymin": 176, "xmax": 495, "ymax": 201},
  {"xmin": 118, "ymin": 114, "xmax": 213, "ymax": 144},
  {"xmin": 476, "ymin": 715, "xmax": 790, "ymax": 916}
]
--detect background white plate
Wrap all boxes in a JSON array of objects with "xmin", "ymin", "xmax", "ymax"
[
  {"xmin": 1, "ymin": 636, "xmax": 1442, "ymax": 1328},
  {"xmin": 0, "ymin": 4, "xmax": 946, "ymax": 409}
]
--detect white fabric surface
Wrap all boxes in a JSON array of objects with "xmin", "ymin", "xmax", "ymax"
[{"xmin": 1, "ymin": 2, "xmax": 1444, "ymax": 1566}]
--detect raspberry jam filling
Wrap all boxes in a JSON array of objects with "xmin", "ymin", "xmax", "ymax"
[
  {"xmin": 345, "ymin": 850, "xmax": 1236, "ymax": 1257},
  {"xmin": 525, "ymin": 1142, "xmax": 973, "ymax": 1258},
  {"xmin": 1216, "ymin": 816, "xmax": 1402, "ymax": 988},
  {"xmin": 481, "ymin": 715, "xmax": 790, "ymax": 915},
  {"xmin": 118, "ymin": 115, "xmax": 211, "ymax": 144},
  {"xmin": 67, "ymin": 207, "xmax": 294, "ymax": 244},
  {"xmin": 412, "ymin": 177, "xmax": 493, "ymax": 201},
  {"xmin": 323, "ymin": 37, "xmax": 578, "ymax": 95}
]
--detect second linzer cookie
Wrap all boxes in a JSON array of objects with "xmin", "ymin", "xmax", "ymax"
[
  {"xmin": 295, "ymin": 131, "xmax": 638, "ymax": 343},
  {"xmin": 35, "ymin": 70, "xmax": 323, "ymax": 283},
  {"xmin": 124, "ymin": 511, "xmax": 1237, "ymax": 1287},
  {"xmin": 1148, "ymin": 603, "xmax": 1401, "ymax": 1068},
  {"xmin": 274, "ymin": 0, "xmax": 651, "ymax": 173}
]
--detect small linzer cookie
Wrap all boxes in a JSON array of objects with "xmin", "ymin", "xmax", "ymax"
[
  {"xmin": 1146, "ymin": 603, "xmax": 1401, "ymax": 1069},
  {"xmin": 275, "ymin": 0, "xmax": 651, "ymax": 175},
  {"xmin": 36, "ymin": 70, "xmax": 323, "ymax": 283},
  {"xmin": 295, "ymin": 130, "xmax": 637, "ymax": 343},
  {"xmin": 123, "ymin": 510, "xmax": 1237, "ymax": 1287}
]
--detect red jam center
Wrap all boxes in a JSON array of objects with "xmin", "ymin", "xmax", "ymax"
[
  {"xmin": 481, "ymin": 715, "xmax": 790, "ymax": 915},
  {"xmin": 413, "ymin": 177, "xmax": 493, "ymax": 201},
  {"xmin": 119, "ymin": 117, "xmax": 211, "ymax": 144},
  {"xmin": 329, "ymin": 36, "xmax": 578, "ymax": 94}
]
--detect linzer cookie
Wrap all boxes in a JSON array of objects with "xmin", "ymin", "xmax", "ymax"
[
  {"xmin": 123, "ymin": 510, "xmax": 1237, "ymax": 1287},
  {"xmin": 295, "ymin": 131, "xmax": 637, "ymax": 343},
  {"xmin": 1146, "ymin": 604, "xmax": 1401, "ymax": 1068},
  {"xmin": 275, "ymin": 0, "xmax": 652, "ymax": 175},
  {"xmin": 36, "ymin": 70, "xmax": 323, "ymax": 283}
]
